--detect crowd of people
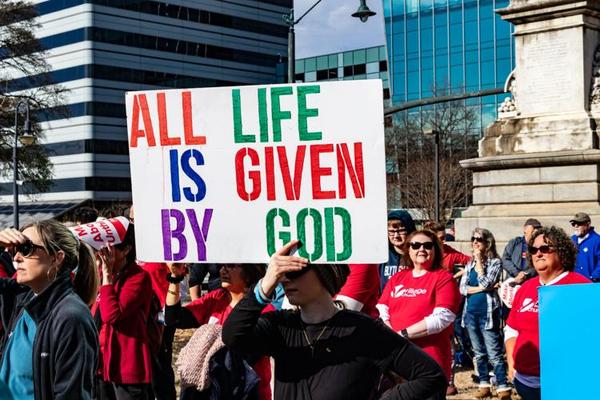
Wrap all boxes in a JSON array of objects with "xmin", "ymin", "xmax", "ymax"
[{"xmin": 0, "ymin": 204, "xmax": 595, "ymax": 400}]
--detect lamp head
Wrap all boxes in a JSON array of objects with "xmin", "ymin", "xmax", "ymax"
[
  {"xmin": 19, "ymin": 119, "xmax": 35, "ymax": 146},
  {"xmin": 352, "ymin": 0, "xmax": 376, "ymax": 23}
]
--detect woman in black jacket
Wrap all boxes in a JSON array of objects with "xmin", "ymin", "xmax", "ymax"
[
  {"xmin": 0, "ymin": 219, "xmax": 99, "ymax": 399},
  {"xmin": 222, "ymin": 241, "xmax": 447, "ymax": 400}
]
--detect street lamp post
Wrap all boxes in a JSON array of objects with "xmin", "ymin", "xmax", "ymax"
[
  {"xmin": 13, "ymin": 100, "xmax": 35, "ymax": 229},
  {"xmin": 283, "ymin": 0, "xmax": 377, "ymax": 83},
  {"xmin": 424, "ymin": 129, "xmax": 441, "ymax": 222}
]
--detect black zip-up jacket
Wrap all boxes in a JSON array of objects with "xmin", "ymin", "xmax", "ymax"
[{"xmin": 0, "ymin": 273, "xmax": 98, "ymax": 400}]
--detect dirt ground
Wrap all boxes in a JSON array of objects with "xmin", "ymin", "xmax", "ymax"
[
  {"xmin": 172, "ymin": 329, "xmax": 520, "ymax": 399},
  {"xmin": 450, "ymin": 369, "xmax": 520, "ymax": 399}
]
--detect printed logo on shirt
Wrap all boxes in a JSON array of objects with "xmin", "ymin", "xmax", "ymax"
[
  {"xmin": 390, "ymin": 284, "xmax": 427, "ymax": 298},
  {"xmin": 40, "ymin": 352, "xmax": 49, "ymax": 358},
  {"xmin": 208, "ymin": 316, "xmax": 219, "ymax": 325},
  {"xmin": 518, "ymin": 297, "xmax": 539, "ymax": 313}
]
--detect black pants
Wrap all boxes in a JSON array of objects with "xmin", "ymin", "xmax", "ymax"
[
  {"xmin": 150, "ymin": 326, "xmax": 177, "ymax": 400},
  {"xmin": 97, "ymin": 380, "xmax": 151, "ymax": 400}
]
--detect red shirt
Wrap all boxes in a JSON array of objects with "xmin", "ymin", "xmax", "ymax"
[
  {"xmin": 441, "ymin": 244, "xmax": 471, "ymax": 272},
  {"xmin": 378, "ymin": 268, "xmax": 460, "ymax": 378},
  {"xmin": 337, "ymin": 264, "xmax": 380, "ymax": 318},
  {"xmin": 507, "ymin": 272, "xmax": 590, "ymax": 376},
  {"xmin": 138, "ymin": 262, "xmax": 170, "ymax": 308},
  {"xmin": 185, "ymin": 289, "xmax": 273, "ymax": 400}
]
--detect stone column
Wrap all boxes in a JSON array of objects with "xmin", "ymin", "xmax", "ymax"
[{"xmin": 455, "ymin": 0, "xmax": 600, "ymax": 249}]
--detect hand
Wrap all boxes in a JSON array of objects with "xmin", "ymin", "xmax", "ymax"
[
  {"xmin": 514, "ymin": 271, "xmax": 527, "ymax": 284},
  {"xmin": 453, "ymin": 269, "xmax": 465, "ymax": 279},
  {"xmin": 508, "ymin": 366, "xmax": 515, "ymax": 382},
  {"xmin": 99, "ymin": 245, "xmax": 116, "ymax": 276},
  {"xmin": 261, "ymin": 240, "xmax": 308, "ymax": 297},
  {"xmin": 167, "ymin": 262, "xmax": 187, "ymax": 277},
  {"xmin": 0, "ymin": 228, "xmax": 27, "ymax": 250}
]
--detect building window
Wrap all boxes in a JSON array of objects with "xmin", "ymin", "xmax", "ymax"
[{"xmin": 316, "ymin": 69, "xmax": 328, "ymax": 80}]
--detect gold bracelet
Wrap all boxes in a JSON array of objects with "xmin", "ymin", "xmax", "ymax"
[{"xmin": 168, "ymin": 289, "xmax": 179, "ymax": 296}]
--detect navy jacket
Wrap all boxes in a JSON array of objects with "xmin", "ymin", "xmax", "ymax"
[
  {"xmin": 0, "ymin": 274, "xmax": 98, "ymax": 400},
  {"xmin": 572, "ymin": 228, "xmax": 600, "ymax": 281}
]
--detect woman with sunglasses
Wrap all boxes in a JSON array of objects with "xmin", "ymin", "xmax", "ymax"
[
  {"xmin": 376, "ymin": 229, "xmax": 460, "ymax": 393},
  {"xmin": 0, "ymin": 220, "xmax": 98, "ymax": 399},
  {"xmin": 94, "ymin": 224, "xmax": 154, "ymax": 400},
  {"xmin": 223, "ymin": 240, "xmax": 447, "ymax": 400},
  {"xmin": 459, "ymin": 228, "xmax": 510, "ymax": 400},
  {"xmin": 164, "ymin": 262, "xmax": 272, "ymax": 399},
  {"xmin": 505, "ymin": 226, "xmax": 590, "ymax": 400}
]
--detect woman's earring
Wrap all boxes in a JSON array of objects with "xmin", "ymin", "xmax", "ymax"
[{"xmin": 46, "ymin": 266, "xmax": 58, "ymax": 282}]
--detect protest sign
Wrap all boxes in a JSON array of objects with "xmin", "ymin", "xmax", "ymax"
[
  {"xmin": 69, "ymin": 217, "xmax": 129, "ymax": 251},
  {"xmin": 499, "ymin": 278, "xmax": 520, "ymax": 308},
  {"xmin": 539, "ymin": 283, "xmax": 598, "ymax": 399},
  {"xmin": 126, "ymin": 80, "xmax": 388, "ymax": 263}
]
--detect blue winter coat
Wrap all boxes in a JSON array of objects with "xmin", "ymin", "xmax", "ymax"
[{"xmin": 572, "ymin": 227, "xmax": 600, "ymax": 281}]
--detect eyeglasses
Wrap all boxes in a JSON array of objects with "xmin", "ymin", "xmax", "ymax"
[
  {"xmin": 528, "ymin": 245, "xmax": 555, "ymax": 255},
  {"xmin": 388, "ymin": 229, "xmax": 407, "ymax": 236},
  {"xmin": 13, "ymin": 240, "xmax": 47, "ymax": 258},
  {"xmin": 285, "ymin": 265, "xmax": 313, "ymax": 280},
  {"xmin": 471, "ymin": 236, "xmax": 486, "ymax": 243},
  {"xmin": 408, "ymin": 241, "xmax": 435, "ymax": 250}
]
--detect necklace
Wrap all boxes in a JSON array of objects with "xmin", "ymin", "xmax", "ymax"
[{"xmin": 301, "ymin": 315, "xmax": 336, "ymax": 357}]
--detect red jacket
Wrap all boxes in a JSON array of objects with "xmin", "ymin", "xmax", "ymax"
[{"xmin": 97, "ymin": 262, "xmax": 153, "ymax": 384}]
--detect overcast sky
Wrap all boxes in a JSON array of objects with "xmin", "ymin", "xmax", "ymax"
[{"xmin": 293, "ymin": 0, "xmax": 387, "ymax": 58}]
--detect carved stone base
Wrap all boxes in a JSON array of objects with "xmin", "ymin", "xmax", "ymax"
[
  {"xmin": 480, "ymin": 115, "xmax": 599, "ymax": 157},
  {"xmin": 454, "ymin": 149, "xmax": 600, "ymax": 252}
]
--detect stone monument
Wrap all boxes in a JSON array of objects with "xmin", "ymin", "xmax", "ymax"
[{"xmin": 455, "ymin": 0, "xmax": 600, "ymax": 247}]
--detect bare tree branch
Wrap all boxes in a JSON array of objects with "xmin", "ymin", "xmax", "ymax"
[{"xmin": 385, "ymin": 90, "xmax": 480, "ymax": 221}]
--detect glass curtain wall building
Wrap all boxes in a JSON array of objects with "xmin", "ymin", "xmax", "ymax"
[
  {"xmin": 383, "ymin": 0, "xmax": 514, "ymax": 129},
  {"xmin": 295, "ymin": 45, "xmax": 390, "ymax": 103},
  {"xmin": 1, "ymin": 0, "xmax": 290, "ymax": 205}
]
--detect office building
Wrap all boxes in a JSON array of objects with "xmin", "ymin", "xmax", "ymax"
[
  {"xmin": 382, "ymin": 0, "xmax": 514, "ymax": 128},
  {"xmin": 295, "ymin": 45, "xmax": 390, "ymax": 103},
  {"xmin": 1, "ymin": 0, "xmax": 290, "ymax": 220}
]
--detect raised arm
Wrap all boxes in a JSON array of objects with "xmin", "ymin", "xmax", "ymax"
[
  {"xmin": 98, "ymin": 267, "xmax": 151, "ymax": 324},
  {"xmin": 370, "ymin": 320, "xmax": 447, "ymax": 400},
  {"xmin": 221, "ymin": 290, "xmax": 277, "ymax": 356},
  {"xmin": 223, "ymin": 240, "xmax": 308, "ymax": 354}
]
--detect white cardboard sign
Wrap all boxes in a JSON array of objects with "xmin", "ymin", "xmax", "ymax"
[{"xmin": 126, "ymin": 80, "xmax": 388, "ymax": 263}]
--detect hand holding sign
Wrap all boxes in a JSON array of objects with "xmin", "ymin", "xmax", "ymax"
[{"xmin": 167, "ymin": 262, "xmax": 188, "ymax": 278}]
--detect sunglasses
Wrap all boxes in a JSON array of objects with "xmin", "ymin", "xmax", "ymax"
[
  {"xmin": 388, "ymin": 229, "xmax": 407, "ymax": 236},
  {"xmin": 13, "ymin": 240, "xmax": 47, "ymax": 258},
  {"xmin": 471, "ymin": 236, "xmax": 486, "ymax": 243},
  {"xmin": 571, "ymin": 221, "xmax": 586, "ymax": 227},
  {"xmin": 409, "ymin": 241, "xmax": 434, "ymax": 250},
  {"xmin": 528, "ymin": 245, "xmax": 555, "ymax": 255},
  {"xmin": 285, "ymin": 265, "xmax": 313, "ymax": 280}
]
